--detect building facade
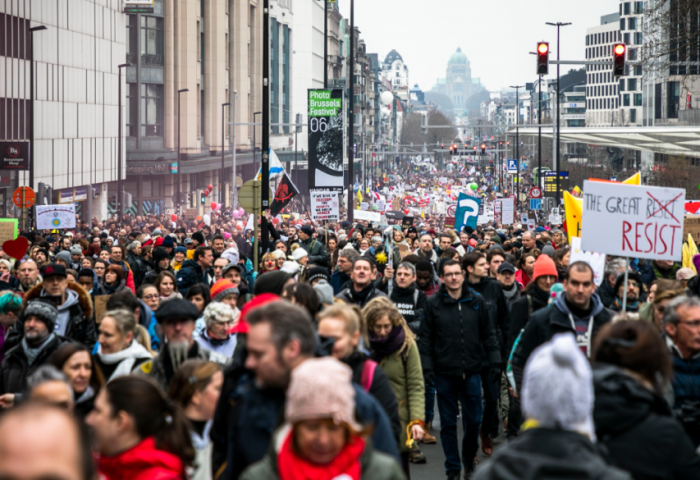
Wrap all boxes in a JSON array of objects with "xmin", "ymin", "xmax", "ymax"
[{"xmin": 618, "ymin": 2, "xmax": 643, "ymax": 125}]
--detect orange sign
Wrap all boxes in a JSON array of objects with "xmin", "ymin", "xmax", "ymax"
[{"xmin": 13, "ymin": 187, "xmax": 35, "ymax": 208}]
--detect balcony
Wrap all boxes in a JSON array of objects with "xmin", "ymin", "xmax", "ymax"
[
  {"xmin": 329, "ymin": 78, "xmax": 346, "ymax": 89},
  {"xmin": 126, "ymin": 53, "xmax": 164, "ymax": 66}
]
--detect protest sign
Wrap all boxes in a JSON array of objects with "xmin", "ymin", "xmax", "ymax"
[
  {"xmin": 360, "ymin": 202, "xmax": 369, "ymax": 211},
  {"xmin": 94, "ymin": 295, "xmax": 112, "ymax": 323},
  {"xmin": 36, "ymin": 204, "xmax": 76, "ymax": 230},
  {"xmin": 581, "ymin": 180, "xmax": 685, "ymax": 261},
  {"xmin": 401, "ymin": 216, "xmax": 414, "ymax": 228},
  {"xmin": 455, "ymin": 193, "xmax": 481, "ymax": 231},
  {"xmin": 502, "ymin": 197, "xmax": 514, "ymax": 225},
  {"xmin": 0, "ymin": 219, "xmax": 18, "ymax": 245},
  {"xmin": 569, "ymin": 237, "xmax": 605, "ymax": 286},
  {"xmin": 310, "ymin": 190, "xmax": 340, "ymax": 222},
  {"xmin": 354, "ymin": 210, "xmax": 381, "ymax": 222},
  {"xmin": 684, "ymin": 215, "xmax": 700, "ymax": 243}
]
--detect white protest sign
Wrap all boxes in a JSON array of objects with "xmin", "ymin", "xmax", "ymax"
[
  {"xmin": 502, "ymin": 198, "xmax": 514, "ymax": 225},
  {"xmin": 360, "ymin": 202, "xmax": 369, "ymax": 211},
  {"xmin": 569, "ymin": 237, "xmax": 606, "ymax": 286},
  {"xmin": 581, "ymin": 180, "xmax": 685, "ymax": 261},
  {"xmin": 244, "ymin": 214, "xmax": 255, "ymax": 231},
  {"xmin": 354, "ymin": 210, "xmax": 381, "ymax": 222},
  {"xmin": 36, "ymin": 204, "xmax": 77, "ymax": 230},
  {"xmin": 310, "ymin": 190, "xmax": 340, "ymax": 222},
  {"xmin": 376, "ymin": 200, "xmax": 386, "ymax": 212}
]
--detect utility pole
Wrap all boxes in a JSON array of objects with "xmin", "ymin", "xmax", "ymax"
[
  {"xmin": 221, "ymin": 102, "xmax": 230, "ymax": 204},
  {"xmin": 547, "ymin": 21, "xmax": 571, "ymax": 206},
  {"xmin": 347, "ymin": 0, "xmax": 355, "ymax": 223},
  {"xmin": 510, "ymin": 85, "xmax": 524, "ymax": 209},
  {"xmin": 177, "ymin": 89, "xmax": 189, "ymax": 213},
  {"xmin": 117, "ymin": 63, "xmax": 131, "ymax": 221},
  {"xmin": 262, "ymin": 0, "xmax": 270, "ymax": 208},
  {"xmin": 29, "ymin": 25, "xmax": 47, "ymax": 228}
]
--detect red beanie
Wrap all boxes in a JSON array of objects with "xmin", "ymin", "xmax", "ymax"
[
  {"xmin": 231, "ymin": 293, "xmax": 281, "ymax": 334},
  {"xmin": 532, "ymin": 254, "xmax": 558, "ymax": 282}
]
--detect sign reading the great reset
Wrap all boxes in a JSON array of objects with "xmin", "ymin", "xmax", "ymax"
[{"xmin": 581, "ymin": 180, "xmax": 686, "ymax": 261}]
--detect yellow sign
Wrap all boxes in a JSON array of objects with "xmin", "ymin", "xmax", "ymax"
[{"xmin": 564, "ymin": 191, "xmax": 582, "ymax": 242}]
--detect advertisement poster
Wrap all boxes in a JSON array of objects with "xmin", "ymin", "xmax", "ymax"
[
  {"xmin": 0, "ymin": 142, "xmax": 29, "ymax": 170},
  {"xmin": 36, "ymin": 204, "xmax": 77, "ymax": 230},
  {"xmin": 307, "ymin": 89, "xmax": 344, "ymax": 189}
]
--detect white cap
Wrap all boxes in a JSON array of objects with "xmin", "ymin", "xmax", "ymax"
[{"xmin": 291, "ymin": 248, "xmax": 308, "ymax": 262}]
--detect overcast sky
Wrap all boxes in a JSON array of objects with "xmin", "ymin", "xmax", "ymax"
[{"xmin": 339, "ymin": 0, "xmax": 617, "ymax": 92}]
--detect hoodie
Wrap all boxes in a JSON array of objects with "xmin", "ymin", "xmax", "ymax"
[
  {"xmin": 553, "ymin": 293, "xmax": 605, "ymax": 356},
  {"xmin": 97, "ymin": 437, "xmax": 185, "ymax": 480},
  {"xmin": 47, "ymin": 288, "xmax": 80, "ymax": 337}
]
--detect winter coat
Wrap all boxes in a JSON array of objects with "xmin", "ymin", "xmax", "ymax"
[
  {"xmin": 372, "ymin": 340, "xmax": 424, "ymax": 453},
  {"xmin": 0, "ymin": 334, "xmax": 67, "ymax": 395},
  {"xmin": 668, "ymin": 339, "xmax": 700, "ymax": 446},
  {"xmin": 344, "ymin": 351, "xmax": 402, "ymax": 443},
  {"xmin": 414, "ymin": 247, "xmax": 440, "ymax": 282},
  {"xmin": 176, "ymin": 260, "xmax": 212, "ymax": 294},
  {"xmin": 472, "ymin": 428, "xmax": 631, "ymax": 480},
  {"xmin": 652, "ymin": 261, "xmax": 681, "ymax": 281},
  {"xmin": 500, "ymin": 282, "xmax": 522, "ymax": 310},
  {"xmin": 127, "ymin": 253, "xmax": 152, "ymax": 288},
  {"xmin": 467, "ymin": 276, "xmax": 510, "ymax": 362},
  {"xmin": 331, "ymin": 269, "xmax": 350, "ymax": 295},
  {"xmin": 97, "ymin": 437, "xmax": 185, "ymax": 480},
  {"xmin": 598, "ymin": 280, "xmax": 617, "ymax": 309},
  {"xmin": 94, "ymin": 340, "xmax": 154, "ymax": 382},
  {"xmin": 335, "ymin": 285, "xmax": 389, "ymax": 309},
  {"xmin": 507, "ymin": 287, "xmax": 550, "ymax": 357},
  {"xmin": 109, "ymin": 259, "xmax": 136, "ymax": 294},
  {"xmin": 418, "ymin": 283, "xmax": 501, "ymax": 379},
  {"xmin": 143, "ymin": 264, "xmax": 174, "ymax": 286},
  {"xmin": 297, "ymin": 237, "xmax": 330, "ymax": 268},
  {"xmin": 388, "ymin": 284, "xmax": 427, "ymax": 334},
  {"xmin": 13, "ymin": 282, "xmax": 96, "ymax": 350},
  {"xmin": 240, "ymin": 428, "xmax": 404, "ymax": 480},
  {"xmin": 100, "ymin": 278, "xmax": 128, "ymax": 295},
  {"xmin": 593, "ymin": 363, "xmax": 700, "ymax": 480}
]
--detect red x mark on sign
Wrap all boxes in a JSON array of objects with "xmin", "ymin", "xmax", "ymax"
[{"xmin": 646, "ymin": 191, "xmax": 683, "ymax": 224}]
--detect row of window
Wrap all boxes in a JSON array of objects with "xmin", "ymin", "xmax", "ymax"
[
  {"xmin": 588, "ymin": 84, "xmax": 618, "ymax": 98},
  {"xmin": 619, "ymin": 78, "xmax": 638, "ymax": 92},
  {"xmin": 620, "ymin": 17, "xmax": 638, "ymax": 31},
  {"xmin": 621, "ymin": 1, "xmax": 644, "ymax": 16},
  {"xmin": 586, "ymin": 30, "xmax": 620, "ymax": 46},
  {"xmin": 586, "ymin": 94, "xmax": 642, "ymax": 109},
  {"xmin": 670, "ymin": 65, "xmax": 700, "ymax": 75},
  {"xmin": 586, "ymin": 44, "xmax": 638, "ymax": 61}
]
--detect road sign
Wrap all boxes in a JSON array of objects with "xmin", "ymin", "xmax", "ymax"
[
  {"xmin": 610, "ymin": 176, "xmax": 617, "ymax": 181},
  {"xmin": 530, "ymin": 198, "xmax": 542, "ymax": 210},
  {"xmin": 529, "ymin": 186, "xmax": 542, "ymax": 199},
  {"xmin": 446, "ymin": 204, "xmax": 457, "ymax": 216},
  {"xmin": 238, "ymin": 179, "xmax": 261, "ymax": 213},
  {"xmin": 508, "ymin": 194, "xmax": 516, "ymax": 200},
  {"xmin": 13, "ymin": 187, "xmax": 35, "ymax": 208},
  {"xmin": 507, "ymin": 159, "xmax": 518, "ymax": 174}
]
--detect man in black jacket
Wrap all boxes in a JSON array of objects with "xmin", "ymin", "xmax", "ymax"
[
  {"xmin": 0, "ymin": 299, "xmax": 66, "ymax": 397},
  {"xmin": 335, "ymin": 257, "xmax": 388, "ymax": 308},
  {"xmin": 512, "ymin": 261, "xmax": 613, "ymax": 392},
  {"xmin": 126, "ymin": 240, "xmax": 150, "ymax": 288},
  {"xmin": 176, "ymin": 246, "xmax": 214, "ymax": 294},
  {"xmin": 388, "ymin": 262, "xmax": 427, "ymax": 333},
  {"xmin": 419, "ymin": 259, "xmax": 501, "ymax": 479},
  {"xmin": 296, "ymin": 225, "xmax": 330, "ymax": 268}
]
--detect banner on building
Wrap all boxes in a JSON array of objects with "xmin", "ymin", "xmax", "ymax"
[
  {"xmin": 310, "ymin": 189, "xmax": 340, "ymax": 222},
  {"xmin": 36, "ymin": 204, "xmax": 77, "ymax": 230},
  {"xmin": 308, "ymin": 89, "xmax": 344, "ymax": 190},
  {"xmin": 581, "ymin": 180, "xmax": 686, "ymax": 261}
]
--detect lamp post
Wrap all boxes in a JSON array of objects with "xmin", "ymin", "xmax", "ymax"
[
  {"xmin": 317, "ymin": 0, "xmax": 328, "ymax": 88},
  {"xmin": 29, "ymin": 25, "xmax": 47, "ymax": 227},
  {"xmin": 253, "ymin": 111, "xmax": 262, "ymax": 173},
  {"xmin": 546, "ymin": 21, "xmax": 571, "ymax": 207},
  {"xmin": 509, "ymin": 85, "xmax": 524, "ymax": 209},
  {"xmin": 221, "ymin": 102, "xmax": 231, "ymax": 204},
  {"xmin": 347, "ymin": 0, "xmax": 354, "ymax": 223},
  {"xmin": 177, "ymin": 88, "xmax": 189, "ymax": 213},
  {"xmin": 117, "ymin": 63, "xmax": 132, "ymax": 221}
]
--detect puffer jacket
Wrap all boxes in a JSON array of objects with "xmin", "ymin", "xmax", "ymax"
[
  {"xmin": 297, "ymin": 237, "xmax": 330, "ymax": 268},
  {"xmin": 176, "ymin": 260, "xmax": 212, "ymax": 294},
  {"xmin": 593, "ymin": 363, "xmax": 700, "ymax": 480}
]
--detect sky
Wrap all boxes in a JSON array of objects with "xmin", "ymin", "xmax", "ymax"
[{"xmin": 339, "ymin": 0, "xmax": 618, "ymax": 93}]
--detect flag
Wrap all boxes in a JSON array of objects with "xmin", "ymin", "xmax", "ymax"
[
  {"xmin": 270, "ymin": 172, "xmax": 299, "ymax": 216},
  {"xmin": 563, "ymin": 191, "xmax": 583, "ymax": 242},
  {"xmin": 255, "ymin": 148, "xmax": 286, "ymax": 180},
  {"xmin": 622, "ymin": 172, "xmax": 641, "ymax": 185}
]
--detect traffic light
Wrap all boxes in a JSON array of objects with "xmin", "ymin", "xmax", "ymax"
[
  {"xmin": 200, "ymin": 191, "xmax": 206, "ymax": 205},
  {"xmin": 449, "ymin": 146, "xmax": 454, "ymax": 156},
  {"xmin": 473, "ymin": 146, "xmax": 477, "ymax": 152},
  {"xmin": 499, "ymin": 141, "xmax": 503, "ymax": 147},
  {"xmin": 537, "ymin": 42, "xmax": 549, "ymax": 75},
  {"xmin": 480, "ymin": 144, "xmax": 486, "ymax": 155},
  {"xmin": 187, "ymin": 192, "xmax": 192, "ymax": 206},
  {"xmin": 613, "ymin": 44, "xmax": 626, "ymax": 77}
]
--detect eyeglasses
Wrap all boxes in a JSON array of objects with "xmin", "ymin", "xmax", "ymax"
[
  {"xmin": 678, "ymin": 320, "xmax": 700, "ymax": 329},
  {"xmin": 143, "ymin": 294, "xmax": 159, "ymax": 300}
]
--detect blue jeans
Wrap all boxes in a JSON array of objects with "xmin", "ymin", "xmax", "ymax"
[
  {"xmin": 435, "ymin": 373, "xmax": 483, "ymax": 474},
  {"xmin": 425, "ymin": 378, "xmax": 435, "ymax": 424}
]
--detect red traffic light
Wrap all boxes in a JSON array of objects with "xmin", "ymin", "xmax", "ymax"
[
  {"xmin": 481, "ymin": 144, "xmax": 485, "ymax": 149},
  {"xmin": 614, "ymin": 44, "xmax": 626, "ymax": 55},
  {"xmin": 473, "ymin": 146, "xmax": 477, "ymax": 151},
  {"xmin": 537, "ymin": 43, "xmax": 549, "ymax": 54}
]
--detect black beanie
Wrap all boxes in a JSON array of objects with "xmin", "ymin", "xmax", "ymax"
[
  {"xmin": 192, "ymin": 231, "xmax": 206, "ymax": 245},
  {"xmin": 415, "ymin": 260, "xmax": 433, "ymax": 273},
  {"xmin": 614, "ymin": 270, "xmax": 642, "ymax": 296},
  {"xmin": 253, "ymin": 270, "xmax": 293, "ymax": 296},
  {"xmin": 153, "ymin": 247, "xmax": 169, "ymax": 264}
]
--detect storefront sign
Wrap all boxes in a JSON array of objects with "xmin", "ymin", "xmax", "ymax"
[{"xmin": 0, "ymin": 142, "xmax": 29, "ymax": 170}]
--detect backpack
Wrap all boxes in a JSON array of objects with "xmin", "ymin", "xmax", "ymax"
[{"xmin": 360, "ymin": 359, "xmax": 377, "ymax": 392}]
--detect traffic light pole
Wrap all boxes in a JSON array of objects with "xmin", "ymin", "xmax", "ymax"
[{"xmin": 262, "ymin": 0, "xmax": 270, "ymax": 210}]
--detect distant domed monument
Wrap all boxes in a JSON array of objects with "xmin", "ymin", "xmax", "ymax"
[{"xmin": 431, "ymin": 47, "xmax": 484, "ymax": 114}]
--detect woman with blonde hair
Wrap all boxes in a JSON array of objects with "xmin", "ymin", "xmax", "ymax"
[
  {"xmin": 94, "ymin": 309, "xmax": 154, "ymax": 382},
  {"xmin": 363, "ymin": 297, "xmax": 426, "ymax": 474}
]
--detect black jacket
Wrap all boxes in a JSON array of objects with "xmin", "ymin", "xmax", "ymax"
[
  {"xmin": 467, "ymin": 276, "xmax": 509, "ymax": 361},
  {"xmin": 335, "ymin": 284, "xmax": 388, "ymax": 309},
  {"xmin": 418, "ymin": 283, "xmax": 501, "ymax": 379},
  {"xmin": 297, "ymin": 237, "xmax": 330, "ymax": 268},
  {"xmin": 598, "ymin": 280, "xmax": 616, "ymax": 309},
  {"xmin": 127, "ymin": 253, "xmax": 151, "ymax": 287},
  {"xmin": 512, "ymin": 293, "xmax": 613, "ymax": 390},
  {"xmin": 389, "ymin": 283, "xmax": 427, "ymax": 333},
  {"xmin": 0, "ymin": 334, "xmax": 67, "ymax": 395},
  {"xmin": 472, "ymin": 428, "xmax": 631, "ymax": 480},
  {"xmin": 507, "ymin": 287, "xmax": 550, "ymax": 357},
  {"xmin": 593, "ymin": 363, "xmax": 700, "ymax": 480},
  {"xmin": 176, "ymin": 260, "xmax": 212, "ymax": 293},
  {"xmin": 142, "ymin": 263, "xmax": 173, "ymax": 286}
]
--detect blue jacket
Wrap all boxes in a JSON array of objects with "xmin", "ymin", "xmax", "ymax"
[
  {"xmin": 331, "ymin": 269, "xmax": 350, "ymax": 295},
  {"xmin": 670, "ymin": 344, "xmax": 700, "ymax": 410},
  {"xmin": 176, "ymin": 260, "xmax": 211, "ymax": 294}
]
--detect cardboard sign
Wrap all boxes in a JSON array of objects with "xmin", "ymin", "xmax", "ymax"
[
  {"xmin": 402, "ymin": 216, "xmax": 414, "ymax": 228},
  {"xmin": 0, "ymin": 219, "xmax": 18, "ymax": 246},
  {"xmin": 683, "ymin": 215, "xmax": 700, "ymax": 243},
  {"xmin": 94, "ymin": 295, "xmax": 112, "ymax": 322},
  {"xmin": 310, "ymin": 190, "xmax": 340, "ymax": 222},
  {"xmin": 354, "ymin": 210, "xmax": 381, "ymax": 222},
  {"xmin": 581, "ymin": 180, "xmax": 686, "ymax": 260},
  {"xmin": 182, "ymin": 208, "xmax": 198, "ymax": 219},
  {"xmin": 398, "ymin": 244, "xmax": 410, "ymax": 258}
]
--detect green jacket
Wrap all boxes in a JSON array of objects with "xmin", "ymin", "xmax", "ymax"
[
  {"xmin": 240, "ymin": 426, "xmax": 406, "ymax": 480},
  {"xmin": 652, "ymin": 261, "xmax": 680, "ymax": 280},
  {"xmin": 375, "ymin": 341, "xmax": 425, "ymax": 453}
]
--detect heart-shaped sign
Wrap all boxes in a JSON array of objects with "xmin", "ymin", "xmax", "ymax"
[
  {"xmin": 2, "ymin": 237, "xmax": 29, "ymax": 260},
  {"xmin": 686, "ymin": 201, "xmax": 700, "ymax": 214}
]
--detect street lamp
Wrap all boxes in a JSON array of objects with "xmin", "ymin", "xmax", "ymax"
[
  {"xmin": 316, "ymin": 0, "xmax": 328, "ymax": 88},
  {"xmin": 509, "ymin": 85, "xmax": 524, "ymax": 208},
  {"xmin": 117, "ymin": 63, "xmax": 132, "ymax": 221},
  {"xmin": 29, "ymin": 25, "xmax": 47, "ymax": 226},
  {"xmin": 253, "ymin": 111, "xmax": 262, "ymax": 173},
  {"xmin": 546, "ymin": 21, "xmax": 571, "ymax": 206},
  {"xmin": 347, "ymin": 0, "xmax": 355, "ymax": 222},
  {"xmin": 177, "ymin": 88, "xmax": 189, "ymax": 212},
  {"xmin": 221, "ymin": 102, "xmax": 231, "ymax": 204}
]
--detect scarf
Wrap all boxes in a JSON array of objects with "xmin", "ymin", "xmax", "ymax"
[
  {"xmin": 277, "ymin": 428, "xmax": 365, "ymax": 480},
  {"xmin": 349, "ymin": 283, "xmax": 374, "ymax": 304},
  {"xmin": 97, "ymin": 341, "xmax": 153, "ymax": 381},
  {"xmin": 501, "ymin": 283, "xmax": 519, "ymax": 301},
  {"xmin": 160, "ymin": 291, "xmax": 183, "ymax": 304},
  {"xmin": 369, "ymin": 326, "xmax": 405, "ymax": 360},
  {"xmin": 21, "ymin": 333, "xmax": 55, "ymax": 366},
  {"xmin": 76, "ymin": 386, "xmax": 95, "ymax": 404},
  {"xmin": 613, "ymin": 298, "xmax": 640, "ymax": 312}
]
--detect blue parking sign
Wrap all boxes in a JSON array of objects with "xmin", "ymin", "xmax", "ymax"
[
  {"xmin": 507, "ymin": 159, "xmax": 517, "ymax": 173},
  {"xmin": 530, "ymin": 198, "xmax": 542, "ymax": 210}
]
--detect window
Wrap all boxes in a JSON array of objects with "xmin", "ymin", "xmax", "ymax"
[
  {"xmin": 624, "ymin": 2, "xmax": 631, "ymax": 14},
  {"xmin": 127, "ymin": 84, "xmax": 138, "ymax": 136},
  {"xmin": 620, "ymin": 19, "xmax": 625, "ymax": 31},
  {"xmin": 140, "ymin": 84, "xmax": 163, "ymax": 137},
  {"xmin": 197, "ymin": 21, "xmax": 201, "ymax": 60},
  {"xmin": 634, "ymin": 1, "xmax": 643, "ymax": 14},
  {"xmin": 634, "ymin": 94, "xmax": 642, "ymax": 106},
  {"xmin": 226, "ymin": 34, "xmax": 229, "ymax": 69},
  {"xmin": 631, "ymin": 108, "xmax": 637, "ymax": 122},
  {"xmin": 624, "ymin": 33, "xmax": 630, "ymax": 45},
  {"xmin": 396, "ymin": 72, "xmax": 399, "ymax": 77},
  {"xmin": 140, "ymin": 16, "xmax": 164, "ymax": 64},
  {"xmin": 628, "ymin": 17, "xmax": 637, "ymax": 30},
  {"xmin": 634, "ymin": 32, "xmax": 642, "ymax": 45},
  {"xmin": 668, "ymin": 81, "xmax": 680, "ymax": 118},
  {"xmin": 619, "ymin": 79, "xmax": 625, "ymax": 92},
  {"xmin": 628, "ymin": 48, "xmax": 637, "ymax": 60},
  {"xmin": 628, "ymin": 78, "xmax": 637, "ymax": 91},
  {"xmin": 624, "ymin": 94, "xmax": 630, "ymax": 106},
  {"xmin": 634, "ymin": 65, "xmax": 642, "ymax": 76}
]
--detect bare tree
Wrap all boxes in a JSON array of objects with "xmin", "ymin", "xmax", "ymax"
[
  {"xmin": 400, "ymin": 111, "xmax": 456, "ymax": 152},
  {"xmin": 652, "ymin": 156, "xmax": 700, "ymax": 197}
]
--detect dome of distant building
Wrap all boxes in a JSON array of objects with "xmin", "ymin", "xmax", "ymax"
[
  {"xmin": 449, "ymin": 47, "xmax": 468, "ymax": 65},
  {"xmin": 384, "ymin": 49, "xmax": 403, "ymax": 65}
]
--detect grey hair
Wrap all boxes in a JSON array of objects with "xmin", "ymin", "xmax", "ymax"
[
  {"xmin": 203, "ymin": 302, "xmax": 237, "ymax": 328},
  {"xmin": 100, "ymin": 309, "xmax": 138, "ymax": 338},
  {"xmin": 27, "ymin": 365, "xmax": 75, "ymax": 404},
  {"xmin": 397, "ymin": 262, "xmax": 416, "ymax": 276},
  {"xmin": 371, "ymin": 235, "xmax": 383, "ymax": 244},
  {"xmin": 663, "ymin": 295, "xmax": 700, "ymax": 327},
  {"xmin": 604, "ymin": 258, "xmax": 627, "ymax": 281},
  {"xmin": 126, "ymin": 241, "xmax": 141, "ymax": 252},
  {"xmin": 339, "ymin": 247, "xmax": 360, "ymax": 263},
  {"xmin": 246, "ymin": 301, "xmax": 317, "ymax": 357}
]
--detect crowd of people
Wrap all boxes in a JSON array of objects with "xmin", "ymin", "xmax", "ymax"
[{"xmin": 1, "ymin": 174, "xmax": 700, "ymax": 480}]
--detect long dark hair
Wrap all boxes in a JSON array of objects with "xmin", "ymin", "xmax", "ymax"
[
  {"xmin": 105, "ymin": 376, "xmax": 195, "ymax": 466},
  {"xmin": 50, "ymin": 342, "xmax": 104, "ymax": 393}
]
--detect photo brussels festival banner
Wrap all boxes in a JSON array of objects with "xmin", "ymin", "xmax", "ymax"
[{"xmin": 308, "ymin": 89, "xmax": 344, "ymax": 189}]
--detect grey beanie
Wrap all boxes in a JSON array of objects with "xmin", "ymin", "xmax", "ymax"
[
  {"xmin": 55, "ymin": 251, "xmax": 73, "ymax": 265},
  {"xmin": 542, "ymin": 244, "xmax": 555, "ymax": 258},
  {"xmin": 69, "ymin": 245, "xmax": 83, "ymax": 256},
  {"xmin": 313, "ymin": 279, "xmax": 335, "ymax": 306},
  {"xmin": 23, "ymin": 299, "xmax": 58, "ymax": 331}
]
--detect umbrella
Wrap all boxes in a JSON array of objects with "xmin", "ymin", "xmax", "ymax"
[{"xmin": 385, "ymin": 210, "xmax": 406, "ymax": 220}]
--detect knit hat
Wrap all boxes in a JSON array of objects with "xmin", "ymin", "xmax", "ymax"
[
  {"xmin": 77, "ymin": 269, "xmax": 94, "ymax": 279},
  {"xmin": 522, "ymin": 333, "xmax": 595, "ymax": 440},
  {"xmin": 154, "ymin": 238, "xmax": 164, "ymax": 247},
  {"xmin": 291, "ymin": 248, "xmax": 308, "ymax": 262},
  {"xmin": 313, "ymin": 279, "xmax": 334, "ymax": 306},
  {"xmin": 489, "ymin": 235, "xmax": 502, "ymax": 245},
  {"xmin": 253, "ymin": 270, "xmax": 293, "ymax": 296},
  {"xmin": 152, "ymin": 247, "xmax": 169, "ymax": 264},
  {"xmin": 192, "ymin": 231, "xmax": 206, "ymax": 245},
  {"xmin": 677, "ymin": 267, "xmax": 697, "ymax": 281},
  {"xmin": 271, "ymin": 250, "xmax": 286, "ymax": 260},
  {"xmin": 210, "ymin": 279, "xmax": 239, "ymax": 303},
  {"xmin": 307, "ymin": 267, "xmax": 331, "ymax": 284},
  {"xmin": 23, "ymin": 298, "xmax": 59, "ymax": 331},
  {"xmin": 69, "ymin": 245, "xmax": 82, "ymax": 256},
  {"xmin": 694, "ymin": 254, "xmax": 700, "ymax": 275},
  {"xmin": 161, "ymin": 236, "xmax": 175, "ymax": 249},
  {"xmin": 532, "ymin": 254, "xmax": 558, "ymax": 282},
  {"xmin": 232, "ymin": 293, "xmax": 281, "ymax": 334},
  {"xmin": 281, "ymin": 261, "xmax": 300, "ymax": 274},
  {"xmin": 300, "ymin": 225, "xmax": 314, "ymax": 236},
  {"xmin": 614, "ymin": 270, "xmax": 642, "ymax": 296},
  {"xmin": 174, "ymin": 246, "xmax": 187, "ymax": 255},
  {"xmin": 54, "ymin": 251, "xmax": 73, "ymax": 266},
  {"xmin": 154, "ymin": 298, "xmax": 200, "ymax": 324},
  {"xmin": 541, "ymin": 244, "xmax": 555, "ymax": 258},
  {"xmin": 285, "ymin": 357, "xmax": 360, "ymax": 430},
  {"xmin": 152, "ymin": 228, "xmax": 162, "ymax": 236}
]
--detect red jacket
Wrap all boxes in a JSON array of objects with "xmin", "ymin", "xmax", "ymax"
[{"xmin": 98, "ymin": 437, "xmax": 185, "ymax": 480}]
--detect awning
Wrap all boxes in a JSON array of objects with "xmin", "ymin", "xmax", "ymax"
[{"xmin": 509, "ymin": 126, "xmax": 700, "ymax": 157}]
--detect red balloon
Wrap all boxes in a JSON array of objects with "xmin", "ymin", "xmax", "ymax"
[
  {"xmin": 170, "ymin": 214, "xmax": 178, "ymax": 222},
  {"xmin": 207, "ymin": 184, "xmax": 213, "ymax": 191},
  {"xmin": 204, "ymin": 189, "xmax": 209, "ymax": 196}
]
